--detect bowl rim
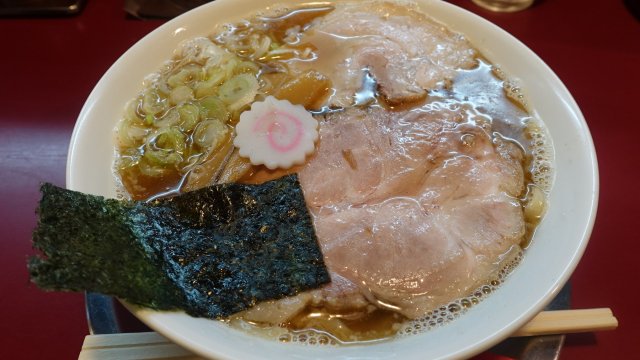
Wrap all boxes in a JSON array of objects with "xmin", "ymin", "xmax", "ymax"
[{"xmin": 66, "ymin": 0, "xmax": 598, "ymax": 359}]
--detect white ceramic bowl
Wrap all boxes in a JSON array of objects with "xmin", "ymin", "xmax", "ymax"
[{"xmin": 67, "ymin": 0, "xmax": 598, "ymax": 358}]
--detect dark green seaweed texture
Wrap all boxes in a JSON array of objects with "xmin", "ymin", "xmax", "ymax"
[
  {"xmin": 29, "ymin": 175, "xmax": 330, "ymax": 319},
  {"xmin": 29, "ymin": 183, "xmax": 184, "ymax": 309}
]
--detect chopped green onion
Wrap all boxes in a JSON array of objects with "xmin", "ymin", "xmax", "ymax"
[
  {"xmin": 219, "ymin": 57, "xmax": 240, "ymax": 78},
  {"xmin": 194, "ymin": 77, "xmax": 220, "ymax": 99},
  {"xmin": 218, "ymin": 73, "xmax": 259, "ymax": 111},
  {"xmin": 116, "ymin": 147, "xmax": 142, "ymax": 169},
  {"xmin": 235, "ymin": 61, "xmax": 260, "ymax": 75},
  {"xmin": 124, "ymin": 99, "xmax": 143, "ymax": 124},
  {"xmin": 167, "ymin": 64, "xmax": 203, "ymax": 88},
  {"xmin": 169, "ymin": 85, "xmax": 194, "ymax": 106},
  {"xmin": 205, "ymin": 66, "xmax": 230, "ymax": 85},
  {"xmin": 142, "ymin": 90, "xmax": 167, "ymax": 115},
  {"xmin": 154, "ymin": 108, "xmax": 181, "ymax": 128},
  {"xmin": 193, "ymin": 119, "xmax": 229, "ymax": 150},
  {"xmin": 177, "ymin": 103, "xmax": 200, "ymax": 132},
  {"xmin": 118, "ymin": 119, "xmax": 149, "ymax": 148},
  {"xmin": 144, "ymin": 127, "xmax": 186, "ymax": 167},
  {"xmin": 199, "ymin": 96, "xmax": 230, "ymax": 123}
]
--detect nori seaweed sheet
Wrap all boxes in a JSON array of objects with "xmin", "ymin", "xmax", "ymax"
[{"xmin": 28, "ymin": 174, "xmax": 330, "ymax": 318}]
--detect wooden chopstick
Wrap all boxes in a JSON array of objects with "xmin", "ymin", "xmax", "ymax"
[
  {"xmin": 78, "ymin": 308, "xmax": 618, "ymax": 359},
  {"xmin": 511, "ymin": 307, "xmax": 618, "ymax": 337},
  {"xmin": 79, "ymin": 332, "xmax": 201, "ymax": 360}
]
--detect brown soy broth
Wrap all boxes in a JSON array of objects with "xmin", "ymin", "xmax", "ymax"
[
  {"xmin": 114, "ymin": 3, "xmax": 552, "ymax": 345},
  {"xmin": 286, "ymin": 305, "xmax": 406, "ymax": 343},
  {"xmin": 448, "ymin": 58, "xmax": 531, "ymax": 145},
  {"xmin": 214, "ymin": 5, "xmax": 335, "ymax": 59},
  {"xmin": 257, "ymin": 5, "xmax": 335, "ymax": 41},
  {"xmin": 237, "ymin": 61, "xmax": 546, "ymax": 342},
  {"xmin": 118, "ymin": 162, "xmax": 183, "ymax": 201},
  {"xmin": 231, "ymin": 11, "xmax": 542, "ymax": 342},
  {"xmin": 235, "ymin": 59, "xmax": 543, "ymax": 341},
  {"xmin": 116, "ymin": 5, "xmax": 337, "ymax": 201}
]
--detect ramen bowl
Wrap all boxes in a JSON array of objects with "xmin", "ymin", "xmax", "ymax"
[{"xmin": 66, "ymin": 0, "xmax": 598, "ymax": 358}]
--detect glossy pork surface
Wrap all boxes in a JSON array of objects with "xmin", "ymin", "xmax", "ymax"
[{"xmin": 243, "ymin": 103, "xmax": 526, "ymax": 320}]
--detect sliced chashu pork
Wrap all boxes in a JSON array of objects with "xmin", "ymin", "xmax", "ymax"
[
  {"xmin": 238, "ymin": 104, "xmax": 526, "ymax": 321},
  {"xmin": 287, "ymin": 1, "xmax": 477, "ymax": 106},
  {"xmin": 250, "ymin": 105, "xmax": 500, "ymax": 208}
]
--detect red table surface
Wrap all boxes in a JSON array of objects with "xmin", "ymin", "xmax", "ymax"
[{"xmin": 1, "ymin": 0, "xmax": 638, "ymax": 359}]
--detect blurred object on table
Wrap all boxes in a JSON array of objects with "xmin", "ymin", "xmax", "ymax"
[
  {"xmin": 624, "ymin": 0, "xmax": 640, "ymax": 21},
  {"xmin": 471, "ymin": 0, "xmax": 534, "ymax": 12},
  {"xmin": 124, "ymin": 0, "xmax": 212, "ymax": 19},
  {"xmin": 0, "ymin": 0, "xmax": 86, "ymax": 16}
]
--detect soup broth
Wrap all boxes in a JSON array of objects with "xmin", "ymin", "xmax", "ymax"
[{"xmin": 114, "ymin": 0, "xmax": 553, "ymax": 345}]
